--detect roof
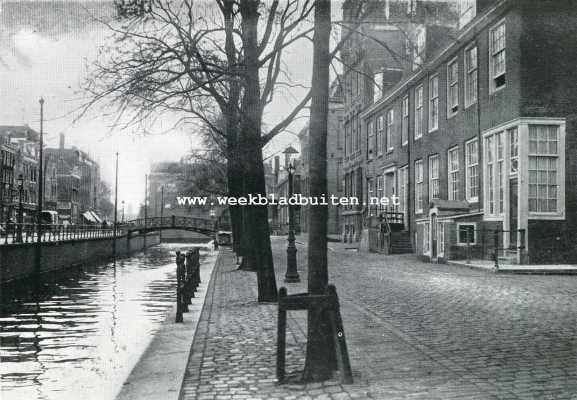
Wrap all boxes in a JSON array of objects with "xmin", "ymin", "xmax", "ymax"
[{"xmin": 0, "ymin": 126, "xmax": 40, "ymax": 141}]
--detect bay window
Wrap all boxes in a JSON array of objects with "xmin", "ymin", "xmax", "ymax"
[{"xmin": 528, "ymin": 125, "xmax": 559, "ymax": 213}]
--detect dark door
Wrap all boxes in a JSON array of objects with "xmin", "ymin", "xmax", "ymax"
[{"xmin": 509, "ymin": 178, "xmax": 518, "ymax": 248}]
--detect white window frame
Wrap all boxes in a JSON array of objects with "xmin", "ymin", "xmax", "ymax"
[
  {"xmin": 459, "ymin": 0, "xmax": 476, "ymax": 28},
  {"xmin": 489, "ymin": 20, "xmax": 506, "ymax": 93},
  {"xmin": 399, "ymin": 165, "xmax": 408, "ymax": 216},
  {"xmin": 465, "ymin": 138, "xmax": 479, "ymax": 203},
  {"xmin": 367, "ymin": 119, "xmax": 375, "ymax": 159},
  {"xmin": 402, "ymin": 95, "xmax": 409, "ymax": 146},
  {"xmin": 429, "ymin": 154, "xmax": 440, "ymax": 200},
  {"xmin": 377, "ymin": 115, "xmax": 384, "ymax": 156},
  {"xmin": 437, "ymin": 221, "xmax": 445, "ymax": 257},
  {"xmin": 414, "ymin": 85, "xmax": 424, "ymax": 140},
  {"xmin": 464, "ymin": 45, "xmax": 478, "ymax": 108},
  {"xmin": 448, "ymin": 146, "xmax": 460, "ymax": 201},
  {"xmin": 415, "ymin": 159, "xmax": 424, "ymax": 214},
  {"xmin": 528, "ymin": 125, "xmax": 561, "ymax": 215},
  {"xmin": 376, "ymin": 174, "xmax": 384, "ymax": 213},
  {"xmin": 429, "ymin": 74, "xmax": 439, "ymax": 132},
  {"xmin": 456, "ymin": 222, "xmax": 477, "ymax": 246},
  {"xmin": 386, "ymin": 108, "xmax": 394, "ymax": 152},
  {"xmin": 447, "ymin": 57, "xmax": 459, "ymax": 117}
]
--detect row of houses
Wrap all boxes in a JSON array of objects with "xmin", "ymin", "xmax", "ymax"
[
  {"xmin": 272, "ymin": 0, "xmax": 577, "ymax": 265},
  {"xmin": 0, "ymin": 127, "xmax": 104, "ymax": 225}
]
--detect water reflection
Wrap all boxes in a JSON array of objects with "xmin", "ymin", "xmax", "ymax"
[{"xmin": 0, "ymin": 243, "xmax": 210, "ymax": 400}]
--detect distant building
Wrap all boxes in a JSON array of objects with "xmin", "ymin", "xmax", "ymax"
[
  {"xmin": 0, "ymin": 126, "xmax": 40, "ymax": 224},
  {"xmin": 298, "ymin": 78, "xmax": 345, "ymax": 236}
]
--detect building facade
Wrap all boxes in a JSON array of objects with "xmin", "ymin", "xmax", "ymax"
[{"xmin": 341, "ymin": 0, "xmax": 577, "ymax": 264}]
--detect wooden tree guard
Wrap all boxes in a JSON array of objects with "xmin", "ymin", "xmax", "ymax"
[{"xmin": 276, "ymin": 284, "xmax": 353, "ymax": 384}]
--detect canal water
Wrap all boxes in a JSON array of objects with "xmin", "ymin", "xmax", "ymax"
[{"xmin": 0, "ymin": 243, "xmax": 211, "ymax": 400}]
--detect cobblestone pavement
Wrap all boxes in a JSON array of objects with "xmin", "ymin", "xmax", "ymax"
[{"xmin": 181, "ymin": 237, "xmax": 577, "ymax": 400}]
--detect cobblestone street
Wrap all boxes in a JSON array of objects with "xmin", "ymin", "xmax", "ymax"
[{"xmin": 181, "ymin": 237, "xmax": 577, "ymax": 399}]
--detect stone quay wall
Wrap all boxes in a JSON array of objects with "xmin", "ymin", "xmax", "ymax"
[{"xmin": 0, "ymin": 232, "xmax": 160, "ymax": 283}]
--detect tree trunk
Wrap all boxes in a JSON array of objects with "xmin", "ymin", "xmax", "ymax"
[
  {"xmin": 303, "ymin": 0, "xmax": 334, "ymax": 382},
  {"xmin": 238, "ymin": 0, "xmax": 277, "ymax": 301}
]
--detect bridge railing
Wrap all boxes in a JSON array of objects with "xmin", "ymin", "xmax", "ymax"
[
  {"xmin": 125, "ymin": 216, "xmax": 217, "ymax": 231},
  {"xmin": 0, "ymin": 223, "xmax": 122, "ymax": 245}
]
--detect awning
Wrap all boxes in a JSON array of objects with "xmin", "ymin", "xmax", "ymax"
[
  {"xmin": 90, "ymin": 211, "xmax": 103, "ymax": 224},
  {"xmin": 82, "ymin": 211, "xmax": 96, "ymax": 223}
]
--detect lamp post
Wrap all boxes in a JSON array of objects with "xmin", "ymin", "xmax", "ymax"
[
  {"xmin": 113, "ymin": 152, "xmax": 119, "ymax": 257},
  {"xmin": 35, "ymin": 97, "xmax": 44, "ymax": 277},
  {"xmin": 121, "ymin": 200, "xmax": 125, "ymax": 223},
  {"xmin": 17, "ymin": 174, "xmax": 24, "ymax": 243},
  {"xmin": 283, "ymin": 147, "xmax": 300, "ymax": 283}
]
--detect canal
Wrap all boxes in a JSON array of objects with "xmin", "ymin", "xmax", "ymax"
[{"xmin": 0, "ymin": 243, "xmax": 211, "ymax": 400}]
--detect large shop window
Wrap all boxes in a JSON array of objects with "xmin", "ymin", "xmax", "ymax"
[{"xmin": 528, "ymin": 125, "xmax": 559, "ymax": 213}]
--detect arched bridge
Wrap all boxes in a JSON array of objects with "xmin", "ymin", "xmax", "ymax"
[{"xmin": 124, "ymin": 216, "xmax": 217, "ymax": 236}]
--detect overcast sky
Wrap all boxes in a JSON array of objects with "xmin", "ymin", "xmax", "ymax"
[{"xmin": 0, "ymin": 0, "xmax": 325, "ymax": 212}]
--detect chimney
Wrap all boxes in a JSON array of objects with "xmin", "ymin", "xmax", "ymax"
[
  {"xmin": 274, "ymin": 156, "xmax": 280, "ymax": 185},
  {"xmin": 59, "ymin": 133, "xmax": 65, "ymax": 150}
]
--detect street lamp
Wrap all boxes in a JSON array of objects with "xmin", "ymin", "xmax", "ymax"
[
  {"xmin": 17, "ymin": 174, "xmax": 24, "ymax": 243},
  {"xmin": 283, "ymin": 146, "xmax": 300, "ymax": 283}
]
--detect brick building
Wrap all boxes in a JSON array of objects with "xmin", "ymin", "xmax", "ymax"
[
  {"xmin": 298, "ymin": 78, "xmax": 345, "ymax": 236},
  {"xmin": 341, "ymin": 0, "xmax": 577, "ymax": 264}
]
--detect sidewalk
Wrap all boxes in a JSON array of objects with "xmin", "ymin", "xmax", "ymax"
[{"xmin": 180, "ymin": 246, "xmax": 371, "ymax": 400}]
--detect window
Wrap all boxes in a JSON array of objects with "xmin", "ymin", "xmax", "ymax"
[
  {"xmin": 399, "ymin": 166, "xmax": 408, "ymax": 216},
  {"xmin": 413, "ymin": 27, "xmax": 425, "ymax": 70},
  {"xmin": 423, "ymin": 222, "xmax": 430, "ymax": 253},
  {"xmin": 459, "ymin": 0, "xmax": 476, "ymax": 28},
  {"xmin": 490, "ymin": 22, "xmax": 506, "ymax": 92},
  {"xmin": 367, "ymin": 178, "xmax": 375, "ymax": 215},
  {"xmin": 376, "ymin": 174, "xmax": 384, "ymax": 213},
  {"xmin": 373, "ymin": 72, "xmax": 383, "ymax": 103},
  {"xmin": 509, "ymin": 127, "xmax": 518, "ymax": 174},
  {"xmin": 345, "ymin": 123, "xmax": 351, "ymax": 156},
  {"xmin": 415, "ymin": 85, "xmax": 424, "ymax": 139},
  {"xmin": 429, "ymin": 75, "xmax": 439, "ymax": 131},
  {"xmin": 447, "ymin": 59, "xmax": 459, "ymax": 116},
  {"xmin": 485, "ymin": 135, "xmax": 495, "ymax": 214},
  {"xmin": 415, "ymin": 159, "xmax": 424, "ymax": 213},
  {"xmin": 437, "ymin": 222, "xmax": 445, "ymax": 257},
  {"xmin": 402, "ymin": 96, "xmax": 409, "ymax": 145},
  {"xmin": 367, "ymin": 120, "xmax": 375, "ymax": 159},
  {"xmin": 386, "ymin": 108, "xmax": 394, "ymax": 152},
  {"xmin": 448, "ymin": 147, "xmax": 459, "ymax": 201},
  {"xmin": 429, "ymin": 155, "xmax": 440, "ymax": 200},
  {"xmin": 466, "ymin": 139, "xmax": 479, "ymax": 202},
  {"xmin": 465, "ymin": 46, "xmax": 478, "ymax": 107},
  {"xmin": 497, "ymin": 132, "xmax": 505, "ymax": 214},
  {"xmin": 377, "ymin": 115, "xmax": 384, "ymax": 155},
  {"xmin": 457, "ymin": 223, "xmax": 476, "ymax": 245},
  {"xmin": 528, "ymin": 125, "xmax": 559, "ymax": 213}
]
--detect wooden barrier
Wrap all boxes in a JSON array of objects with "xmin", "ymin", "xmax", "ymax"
[{"xmin": 276, "ymin": 284, "xmax": 353, "ymax": 384}]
